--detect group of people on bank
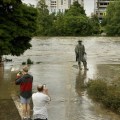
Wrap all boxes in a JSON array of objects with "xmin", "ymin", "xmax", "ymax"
[
  {"xmin": 15, "ymin": 66, "xmax": 51, "ymax": 120},
  {"xmin": 15, "ymin": 40, "xmax": 88, "ymax": 120}
]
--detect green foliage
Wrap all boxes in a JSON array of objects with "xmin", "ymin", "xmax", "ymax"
[
  {"xmin": 87, "ymin": 79, "xmax": 120, "ymax": 114},
  {"xmin": 53, "ymin": 13, "xmax": 65, "ymax": 36},
  {"xmin": 27, "ymin": 58, "xmax": 33, "ymax": 64},
  {"xmin": 0, "ymin": 0, "xmax": 38, "ymax": 57},
  {"xmin": 36, "ymin": 0, "xmax": 55, "ymax": 36},
  {"xmin": 87, "ymin": 80, "xmax": 107, "ymax": 101},
  {"xmin": 1, "ymin": 0, "xmax": 21, "ymax": 4},
  {"xmin": 53, "ymin": 1, "xmax": 93, "ymax": 36},
  {"xmin": 21, "ymin": 58, "xmax": 33, "ymax": 65},
  {"xmin": 63, "ymin": 16, "xmax": 92, "ymax": 36},
  {"xmin": 102, "ymin": 86, "xmax": 120, "ymax": 113},
  {"xmin": 22, "ymin": 62, "xmax": 26, "ymax": 65},
  {"xmin": 90, "ymin": 15, "xmax": 100, "ymax": 34},
  {"xmin": 65, "ymin": 1, "xmax": 86, "ymax": 16},
  {"xmin": 104, "ymin": 0, "xmax": 120, "ymax": 36},
  {"xmin": 35, "ymin": 0, "xmax": 98, "ymax": 36}
]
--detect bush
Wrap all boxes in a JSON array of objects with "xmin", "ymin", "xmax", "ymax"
[
  {"xmin": 87, "ymin": 80, "xmax": 107, "ymax": 101},
  {"xmin": 87, "ymin": 79, "xmax": 120, "ymax": 114},
  {"xmin": 22, "ymin": 62, "xmax": 26, "ymax": 65},
  {"xmin": 102, "ymin": 86, "xmax": 120, "ymax": 114},
  {"xmin": 27, "ymin": 58, "xmax": 33, "ymax": 64}
]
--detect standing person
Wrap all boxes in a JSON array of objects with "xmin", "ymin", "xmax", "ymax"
[
  {"xmin": 15, "ymin": 66, "xmax": 33, "ymax": 120},
  {"xmin": 75, "ymin": 40, "xmax": 88, "ymax": 70},
  {"xmin": 32, "ymin": 84, "xmax": 51, "ymax": 120}
]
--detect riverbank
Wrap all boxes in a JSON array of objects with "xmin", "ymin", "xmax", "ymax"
[
  {"xmin": 11, "ymin": 95, "xmax": 33, "ymax": 120},
  {"xmin": 1, "ymin": 37, "xmax": 120, "ymax": 120},
  {"xmin": 87, "ymin": 79, "xmax": 120, "ymax": 114},
  {"xmin": 0, "ymin": 98, "xmax": 21, "ymax": 120}
]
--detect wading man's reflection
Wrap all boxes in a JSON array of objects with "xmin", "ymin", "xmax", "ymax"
[{"xmin": 75, "ymin": 70, "xmax": 87, "ymax": 96}]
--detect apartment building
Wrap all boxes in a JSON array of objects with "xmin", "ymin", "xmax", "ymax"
[
  {"xmin": 46, "ymin": 0, "xmax": 84, "ymax": 14},
  {"xmin": 94, "ymin": 0, "xmax": 111, "ymax": 22}
]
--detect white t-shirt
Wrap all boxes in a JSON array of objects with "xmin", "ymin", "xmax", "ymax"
[{"xmin": 32, "ymin": 92, "xmax": 50, "ymax": 119}]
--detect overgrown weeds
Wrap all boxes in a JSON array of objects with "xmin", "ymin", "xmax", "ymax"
[{"xmin": 86, "ymin": 79, "xmax": 120, "ymax": 114}]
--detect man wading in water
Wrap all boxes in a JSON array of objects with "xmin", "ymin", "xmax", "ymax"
[{"xmin": 75, "ymin": 40, "xmax": 88, "ymax": 70}]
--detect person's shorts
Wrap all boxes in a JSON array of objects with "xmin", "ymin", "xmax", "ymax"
[{"xmin": 20, "ymin": 96, "xmax": 31, "ymax": 104}]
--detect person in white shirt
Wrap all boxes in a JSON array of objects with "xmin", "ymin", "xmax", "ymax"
[{"xmin": 32, "ymin": 84, "xmax": 51, "ymax": 120}]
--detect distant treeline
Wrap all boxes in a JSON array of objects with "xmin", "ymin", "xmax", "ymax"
[
  {"xmin": 36, "ymin": 0, "xmax": 100, "ymax": 36},
  {"xmin": 0, "ymin": 0, "xmax": 120, "ymax": 60}
]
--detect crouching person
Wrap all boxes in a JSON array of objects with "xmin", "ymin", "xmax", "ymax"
[{"xmin": 32, "ymin": 84, "xmax": 51, "ymax": 120}]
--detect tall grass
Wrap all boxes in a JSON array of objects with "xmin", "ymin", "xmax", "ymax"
[{"xmin": 86, "ymin": 79, "xmax": 120, "ymax": 114}]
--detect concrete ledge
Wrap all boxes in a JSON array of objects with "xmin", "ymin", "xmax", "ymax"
[{"xmin": 11, "ymin": 94, "xmax": 22, "ymax": 119}]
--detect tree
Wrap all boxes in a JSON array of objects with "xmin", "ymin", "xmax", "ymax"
[
  {"xmin": 63, "ymin": 16, "xmax": 92, "ymax": 36},
  {"xmin": 65, "ymin": 1, "xmax": 86, "ymax": 16},
  {"xmin": 105, "ymin": 0, "xmax": 120, "ymax": 35},
  {"xmin": 36, "ymin": 1, "xmax": 96, "ymax": 36},
  {"xmin": 36, "ymin": 0, "xmax": 55, "ymax": 35},
  {"xmin": 0, "ymin": 0, "xmax": 38, "ymax": 62},
  {"xmin": 53, "ymin": 13, "xmax": 65, "ymax": 36},
  {"xmin": 62, "ymin": 1, "xmax": 92, "ymax": 36},
  {"xmin": 90, "ymin": 15, "xmax": 100, "ymax": 34}
]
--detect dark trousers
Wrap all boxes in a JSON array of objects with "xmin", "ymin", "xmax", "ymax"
[{"xmin": 78, "ymin": 61, "xmax": 87, "ymax": 69}]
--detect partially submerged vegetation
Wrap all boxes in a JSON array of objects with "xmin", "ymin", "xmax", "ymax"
[
  {"xmin": 22, "ymin": 58, "xmax": 33, "ymax": 65},
  {"xmin": 86, "ymin": 79, "xmax": 120, "ymax": 114},
  {"xmin": 22, "ymin": 58, "xmax": 41, "ymax": 65}
]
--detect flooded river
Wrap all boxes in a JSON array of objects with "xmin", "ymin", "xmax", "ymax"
[{"xmin": 0, "ymin": 37, "xmax": 120, "ymax": 120}]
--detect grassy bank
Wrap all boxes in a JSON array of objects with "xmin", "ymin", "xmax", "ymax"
[{"xmin": 86, "ymin": 79, "xmax": 120, "ymax": 114}]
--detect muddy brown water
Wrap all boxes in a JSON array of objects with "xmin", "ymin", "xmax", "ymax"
[{"xmin": 0, "ymin": 37, "xmax": 120, "ymax": 120}]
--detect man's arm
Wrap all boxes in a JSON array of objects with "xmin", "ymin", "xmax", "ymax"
[
  {"xmin": 83, "ymin": 45, "xmax": 86, "ymax": 54},
  {"xmin": 43, "ymin": 88, "xmax": 51, "ymax": 101},
  {"xmin": 15, "ymin": 76, "xmax": 23, "ymax": 85},
  {"xmin": 75, "ymin": 45, "xmax": 79, "ymax": 61}
]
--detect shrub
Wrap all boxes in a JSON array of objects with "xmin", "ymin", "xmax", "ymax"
[
  {"xmin": 87, "ymin": 80, "xmax": 107, "ymax": 101},
  {"xmin": 27, "ymin": 58, "xmax": 33, "ymax": 64},
  {"xmin": 22, "ymin": 62, "xmax": 26, "ymax": 65},
  {"xmin": 87, "ymin": 79, "xmax": 120, "ymax": 114},
  {"xmin": 102, "ymin": 86, "xmax": 120, "ymax": 114}
]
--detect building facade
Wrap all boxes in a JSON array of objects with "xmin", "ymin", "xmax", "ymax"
[
  {"xmin": 46, "ymin": 0, "xmax": 84, "ymax": 14},
  {"xmin": 94, "ymin": 0, "xmax": 111, "ymax": 22}
]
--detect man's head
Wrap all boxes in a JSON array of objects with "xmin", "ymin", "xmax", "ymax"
[
  {"xmin": 37, "ymin": 84, "xmax": 44, "ymax": 92},
  {"xmin": 78, "ymin": 40, "xmax": 82, "ymax": 44},
  {"xmin": 22, "ymin": 66, "xmax": 29, "ymax": 73}
]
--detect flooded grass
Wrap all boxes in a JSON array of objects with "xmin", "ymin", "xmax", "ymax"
[{"xmin": 86, "ymin": 79, "xmax": 120, "ymax": 114}]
